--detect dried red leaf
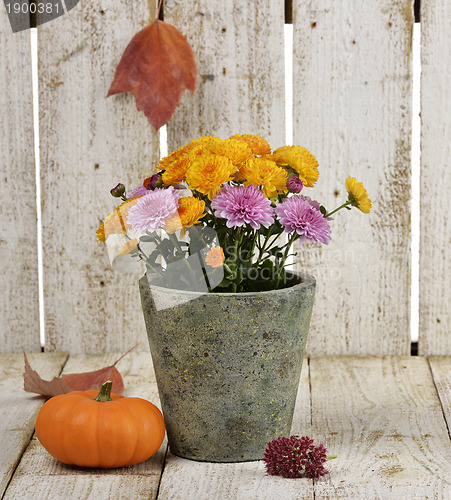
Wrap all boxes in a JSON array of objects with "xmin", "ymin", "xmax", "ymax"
[
  {"xmin": 107, "ymin": 20, "xmax": 197, "ymax": 131},
  {"xmin": 61, "ymin": 365, "xmax": 124, "ymax": 395},
  {"xmin": 23, "ymin": 344, "xmax": 140, "ymax": 398}
]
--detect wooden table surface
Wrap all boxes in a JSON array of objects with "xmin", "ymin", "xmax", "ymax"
[{"xmin": 1, "ymin": 352, "xmax": 451, "ymax": 499}]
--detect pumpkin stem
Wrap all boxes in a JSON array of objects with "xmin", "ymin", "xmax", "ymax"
[{"xmin": 93, "ymin": 381, "xmax": 113, "ymax": 402}]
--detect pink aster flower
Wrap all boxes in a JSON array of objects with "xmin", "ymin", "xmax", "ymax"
[
  {"xmin": 126, "ymin": 186, "xmax": 179, "ymax": 232},
  {"xmin": 211, "ymin": 184, "xmax": 274, "ymax": 229},
  {"xmin": 263, "ymin": 435, "xmax": 329, "ymax": 479},
  {"xmin": 275, "ymin": 195, "xmax": 331, "ymax": 244},
  {"xmin": 127, "ymin": 184, "xmax": 149, "ymax": 199}
]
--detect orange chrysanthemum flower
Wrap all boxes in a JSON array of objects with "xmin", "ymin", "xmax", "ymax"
[
  {"xmin": 96, "ymin": 197, "xmax": 139, "ymax": 241},
  {"xmin": 186, "ymin": 154, "xmax": 237, "ymax": 200},
  {"xmin": 164, "ymin": 196, "xmax": 206, "ymax": 233},
  {"xmin": 229, "ymin": 134, "xmax": 271, "ymax": 156},
  {"xmin": 208, "ymin": 138, "xmax": 253, "ymax": 166},
  {"xmin": 120, "ymin": 238, "xmax": 139, "ymax": 256},
  {"xmin": 240, "ymin": 157, "xmax": 288, "ymax": 197},
  {"xmin": 345, "ymin": 177, "xmax": 372, "ymax": 214},
  {"xmin": 205, "ymin": 246, "xmax": 225, "ymax": 268},
  {"xmin": 271, "ymin": 146, "xmax": 319, "ymax": 187}
]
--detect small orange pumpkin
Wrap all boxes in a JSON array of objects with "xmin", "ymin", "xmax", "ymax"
[{"xmin": 35, "ymin": 381, "xmax": 165, "ymax": 468}]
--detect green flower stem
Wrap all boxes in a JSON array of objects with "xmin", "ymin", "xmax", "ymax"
[
  {"xmin": 232, "ymin": 227, "xmax": 243, "ymax": 260},
  {"xmin": 326, "ymin": 455, "xmax": 338, "ymax": 460},
  {"xmin": 275, "ymin": 232, "xmax": 299, "ymax": 279},
  {"xmin": 123, "ymin": 233, "xmax": 157, "ymax": 272},
  {"xmin": 254, "ymin": 229, "xmax": 284, "ymax": 268},
  {"xmin": 222, "ymin": 262, "xmax": 235, "ymax": 278},
  {"xmin": 324, "ymin": 200, "xmax": 352, "ymax": 218},
  {"xmin": 188, "ymin": 225, "xmax": 209, "ymax": 253},
  {"xmin": 249, "ymin": 229, "xmax": 259, "ymax": 261},
  {"xmin": 168, "ymin": 232, "xmax": 187, "ymax": 257},
  {"xmin": 167, "ymin": 233, "xmax": 196, "ymax": 279},
  {"xmin": 203, "ymin": 196, "xmax": 220, "ymax": 226},
  {"xmin": 255, "ymin": 226, "xmax": 274, "ymax": 263}
]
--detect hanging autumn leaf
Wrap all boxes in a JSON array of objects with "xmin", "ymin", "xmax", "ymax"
[
  {"xmin": 23, "ymin": 344, "xmax": 140, "ymax": 397},
  {"xmin": 107, "ymin": 20, "xmax": 197, "ymax": 131}
]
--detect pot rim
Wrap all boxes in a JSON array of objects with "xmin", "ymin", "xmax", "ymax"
[{"xmin": 139, "ymin": 270, "xmax": 315, "ymax": 297}]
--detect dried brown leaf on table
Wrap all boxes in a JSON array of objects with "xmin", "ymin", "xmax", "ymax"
[
  {"xmin": 107, "ymin": 19, "xmax": 197, "ymax": 131},
  {"xmin": 23, "ymin": 343, "xmax": 140, "ymax": 397},
  {"xmin": 23, "ymin": 351, "xmax": 72, "ymax": 397}
]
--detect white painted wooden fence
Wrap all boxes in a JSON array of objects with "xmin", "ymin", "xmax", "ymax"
[{"xmin": 0, "ymin": 0, "xmax": 449, "ymax": 356}]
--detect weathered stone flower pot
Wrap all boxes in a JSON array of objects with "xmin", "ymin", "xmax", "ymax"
[{"xmin": 139, "ymin": 272, "xmax": 316, "ymax": 462}]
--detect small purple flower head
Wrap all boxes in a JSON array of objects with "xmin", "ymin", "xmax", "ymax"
[
  {"xmin": 211, "ymin": 184, "xmax": 274, "ymax": 229},
  {"xmin": 287, "ymin": 176, "xmax": 304, "ymax": 193},
  {"xmin": 275, "ymin": 195, "xmax": 331, "ymax": 244},
  {"xmin": 126, "ymin": 186, "xmax": 179, "ymax": 233},
  {"xmin": 126, "ymin": 184, "xmax": 149, "ymax": 199},
  {"xmin": 263, "ymin": 435, "xmax": 329, "ymax": 479}
]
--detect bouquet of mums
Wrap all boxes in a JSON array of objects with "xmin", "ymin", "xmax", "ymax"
[{"xmin": 97, "ymin": 134, "xmax": 371, "ymax": 293}]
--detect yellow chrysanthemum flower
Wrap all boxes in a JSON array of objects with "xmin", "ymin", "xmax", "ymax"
[
  {"xmin": 120, "ymin": 239, "xmax": 139, "ymax": 256},
  {"xmin": 164, "ymin": 196, "xmax": 206, "ymax": 233},
  {"xmin": 229, "ymin": 134, "xmax": 271, "ymax": 156},
  {"xmin": 205, "ymin": 246, "xmax": 225, "ymax": 268},
  {"xmin": 161, "ymin": 137, "xmax": 221, "ymax": 186},
  {"xmin": 207, "ymin": 138, "xmax": 253, "ymax": 166},
  {"xmin": 161, "ymin": 153, "xmax": 193, "ymax": 186},
  {"xmin": 271, "ymin": 146, "xmax": 319, "ymax": 187},
  {"xmin": 96, "ymin": 222, "xmax": 106, "ymax": 242},
  {"xmin": 345, "ymin": 177, "xmax": 372, "ymax": 214},
  {"xmin": 240, "ymin": 158, "xmax": 287, "ymax": 197},
  {"xmin": 97, "ymin": 197, "xmax": 139, "ymax": 241},
  {"xmin": 186, "ymin": 154, "xmax": 237, "ymax": 200}
]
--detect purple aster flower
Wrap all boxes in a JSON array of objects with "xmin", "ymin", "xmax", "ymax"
[
  {"xmin": 287, "ymin": 176, "xmax": 303, "ymax": 193},
  {"xmin": 211, "ymin": 184, "xmax": 274, "ymax": 229},
  {"xmin": 127, "ymin": 184, "xmax": 149, "ymax": 199},
  {"xmin": 126, "ymin": 186, "xmax": 179, "ymax": 232},
  {"xmin": 275, "ymin": 195, "xmax": 331, "ymax": 244},
  {"xmin": 298, "ymin": 194, "xmax": 320, "ymax": 211}
]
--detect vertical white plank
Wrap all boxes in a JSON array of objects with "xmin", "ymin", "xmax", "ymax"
[
  {"xmin": 293, "ymin": 1, "xmax": 413, "ymax": 354},
  {"xmin": 0, "ymin": 10, "xmax": 40, "ymax": 352},
  {"xmin": 419, "ymin": 1, "xmax": 451, "ymax": 355},
  {"xmin": 164, "ymin": 0, "xmax": 286, "ymax": 150},
  {"xmin": 38, "ymin": 2, "xmax": 159, "ymax": 353}
]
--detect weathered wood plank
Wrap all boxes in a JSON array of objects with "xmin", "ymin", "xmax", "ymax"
[
  {"xmin": 0, "ymin": 8, "xmax": 40, "ymax": 352},
  {"xmin": 164, "ymin": 0, "xmax": 286, "ymax": 151},
  {"xmin": 0, "ymin": 352, "xmax": 67, "ymax": 497},
  {"xmin": 309, "ymin": 356, "xmax": 451, "ymax": 498},
  {"xmin": 293, "ymin": 1, "xmax": 413, "ymax": 354},
  {"xmin": 419, "ymin": 1, "xmax": 451, "ymax": 355},
  {"xmin": 428, "ymin": 356, "xmax": 451, "ymax": 436},
  {"xmin": 156, "ymin": 358, "xmax": 313, "ymax": 499},
  {"xmin": 38, "ymin": 1, "xmax": 159, "ymax": 353},
  {"xmin": 4, "ymin": 352, "xmax": 166, "ymax": 500}
]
